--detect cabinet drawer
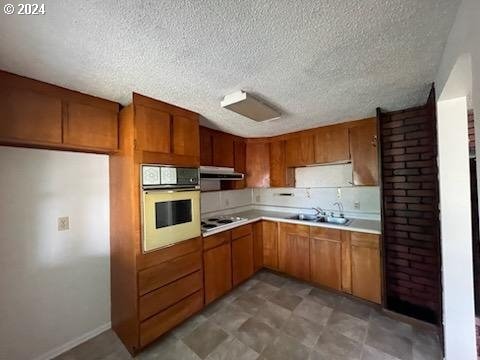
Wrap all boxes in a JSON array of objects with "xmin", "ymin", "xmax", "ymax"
[
  {"xmin": 140, "ymin": 290, "xmax": 203, "ymax": 347},
  {"xmin": 351, "ymin": 232, "xmax": 379, "ymax": 249},
  {"xmin": 138, "ymin": 251, "xmax": 201, "ymax": 295},
  {"xmin": 203, "ymin": 231, "xmax": 231, "ymax": 251},
  {"xmin": 310, "ymin": 227, "xmax": 342, "ymax": 241},
  {"xmin": 139, "ymin": 271, "xmax": 202, "ymax": 321},
  {"xmin": 232, "ymin": 224, "xmax": 252, "ymax": 239}
]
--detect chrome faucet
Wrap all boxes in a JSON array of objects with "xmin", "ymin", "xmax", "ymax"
[
  {"xmin": 312, "ymin": 207, "xmax": 326, "ymax": 217},
  {"xmin": 333, "ymin": 202, "xmax": 344, "ymax": 218}
]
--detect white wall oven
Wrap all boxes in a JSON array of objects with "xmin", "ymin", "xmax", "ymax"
[{"xmin": 141, "ymin": 165, "xmax": 200, "ymax": 253}]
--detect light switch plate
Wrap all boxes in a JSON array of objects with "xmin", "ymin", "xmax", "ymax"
[{"xmin": 58, "ymin": 216, "xmax": 69, "ymax": 231}]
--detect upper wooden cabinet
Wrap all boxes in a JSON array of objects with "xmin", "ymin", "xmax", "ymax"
[
  {"xmin": 278, "ymin": 223, "xmax": 310, "ymax": 281},
  {"xmin": 132, "ymin": 93, "xmax": 199, "ymax": 166},
  {"xmin": 350, "ymin": 119, "xmax": 378, "ymax": 186},
  {"xmin": 285, "ymin": 134, "xmax": 314, "ymax": 167},
  {"xmin": 212, "ymin": 132, "xmax": 234, "ymax": 167},
  {"xmin": 0, "ymin": 71, "xmax": 119, "ymax": 153},
  {"xmin": 270, "ymin": 140, "xmax": 294, "ymax": 187},
  {"xmin": 314, "ymin": 125, "xmax": 350, "ymax": 164},
  {"xmin": 226, "ymin": 139, "xmax": 247, "ymax": 189},
  {"xmin": 246, "ymin": 142, "xmax": 270, "ymax": 188},
  {"xmin": 200, "ymin": 127, "xmax": 214, "ymax": 166}
]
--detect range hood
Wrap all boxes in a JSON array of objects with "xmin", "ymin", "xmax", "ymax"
[{"xmin": 200, "ymin": 166, "xmax": 244, "ymax": 180}]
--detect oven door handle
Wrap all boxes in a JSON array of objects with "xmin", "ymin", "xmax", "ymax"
[{"xmin": 143, "ymin": 188, "xmax": 199, "ymax": 194}]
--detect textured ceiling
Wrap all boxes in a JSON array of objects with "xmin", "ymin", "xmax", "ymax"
[{"xmin": 0, "ymin": 0, "xmax": 460, "ymax": 137}]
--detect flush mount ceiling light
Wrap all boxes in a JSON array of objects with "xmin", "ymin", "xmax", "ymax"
[{"xmin": 220, "ymin": 90, "xmax": 280, "ymax": 122}]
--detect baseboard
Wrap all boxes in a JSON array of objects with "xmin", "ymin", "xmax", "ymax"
[{"xmin": 34, "ymin": 322, "xmax": 111, "ymax": 360}]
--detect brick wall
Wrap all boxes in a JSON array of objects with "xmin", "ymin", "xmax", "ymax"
[{"xmin": 378, "ymin": 88, "xmax": 442, "ymax": 324}]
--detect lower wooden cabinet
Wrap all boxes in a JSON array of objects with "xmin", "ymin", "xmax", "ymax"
[
  {"xmin": 350, "ymin": 232, "xmax": 381, "ymax": 303},
  {"xmin": 253, "ymin": 222, "xmax": 264, "ymax": 271},
  {"xmin": 310, "ymin": 227, "xmax": 342, "ymax": 290},
  {"xmin": 232, "ymin": 233, "xmax": 254, "ymax": 286},
  {"xmin": 204, "ymin": 241, "xmax": 232, "ymax": 305},
  {"xmin": 262, "ymin": 221, "xmax": 279, "ymax": 270},
  {"xmin": 278, "ymin": 223, "xmax": 310, "ymax": 281}
]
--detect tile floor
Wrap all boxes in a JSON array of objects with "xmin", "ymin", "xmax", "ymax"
[{"xmin": 55, "ymin": 270, "xmax": 442, "ymax": 360}]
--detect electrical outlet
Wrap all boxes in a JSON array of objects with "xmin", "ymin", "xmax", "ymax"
[
  {"xmin": 58, "ymin": 216, "xmax": 69, "ymax": 231},
  {"xmin": 354, "ymin": 201, "xmax": 361, "ymax": 210},
  {"xmin": 336, "ymin": 188, "xmax": 342, "ymax": 199}
]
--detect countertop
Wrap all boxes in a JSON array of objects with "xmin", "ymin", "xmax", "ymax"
[{"xmin": 202, "ymin": 209, "xmax": 381, "ymax": 237}]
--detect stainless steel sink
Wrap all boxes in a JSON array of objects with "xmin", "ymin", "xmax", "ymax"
[
  {"xmin": 289, "ymin": 214, "xmax": 351, "ymax": 225},
  {"xmin": 289, "ymin": 214, "xmax": 318, "ymax": 221},
  {"xmin": 325, "ymin": 216, "xmax": 350, "ymax": 225}
]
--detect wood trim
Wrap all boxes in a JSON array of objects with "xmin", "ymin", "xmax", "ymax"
[
  {"xmin": 134, "ymin": 150, "xmax": 199, "ymax": 167},
  {"xmin": 133, "ymin": 92, "xmax": 197, "ymax": 120}
]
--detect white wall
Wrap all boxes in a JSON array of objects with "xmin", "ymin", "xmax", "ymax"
[
  {"xmin": 436, "ymin": 99, "xmax": 476, "ymax": 360},
  {"xmin": 0, "ymin": 146, "xmax": 111, "ymax": 360},
  {"xmin": 435, "ymin": 0, "xmax": 480, "ymax": 358}
]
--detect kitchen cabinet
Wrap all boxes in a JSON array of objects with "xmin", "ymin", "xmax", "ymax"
[
  {"xmin": 310, "ymin": 227, "xmax": 342, "ymax": 290},
  {"xmin": 203, "ymin": 232, "xmax": 232, "ymax": 305},
  {"xmin": 314, "ymin": 125, "xmax": 350, "ymax": 164},
  {"xmin": 246, "ymin": 142, "xmax": 270, "ymax": 187},
  {"xmin": 0, "ymin": 70, "xmax": 119, "ymax": 153},
  {"xmin": 262, "ymin": 221, "xmax": 279, "ymax": 270},
  {"xmin": 270, "ymin": 140, "xmax": 294, "ymax": 187},
  {"xmin": 213, "ymin": 132, "xmax": 235, "ymax": 167},
  {"xmin": 253, "ymin": 222, "xmax": 264, "ymax": 271},
  {"xmin": 278, "ymin": 223, "xmax": 310, "ymax": 281},
  {"xmin": 199, "ymin": 126, "xmax": 213, "ymax": 166},
  {"xmin": 231, "ymin": 225, "xmax": 254, "ymax": 286},
  {"xmin": 222, "ymin": 139, "xmax": 247, "ymax": 190},
  {"xmin": 132, "ymin": 93, "xmax": 200, "ymax": 166},
  {"xmin": 285, "ymin": 134, "xmax": 314, "ymax": 167},
  {"xmin": 350, "ymin": 232, "xmax": 381, "ymax": 303},
  {"xmin": 63, "ymin": 101, "xmax": 118, "ymax": 151},
  {"xmin": 350, "ymin": 119, "xmax": 378, "ymax": 185}
]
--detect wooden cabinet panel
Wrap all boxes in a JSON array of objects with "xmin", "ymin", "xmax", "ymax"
[
  {"xmin": 138, "ymin": 252, "xmax": 201, "ymax": 296},
  {"xmin": 140, "ymin": 290, "xmax": 203, "ymax": 347},
  {"xmin": 285, "ymin": 135, "xmax": 314, "ymax": 167},
  {"xmin": 172, "ymin": 115, "xmax": 199, "ymax": 158},
  {"xmin": 310, "ymin": 233, "xmax": 341, "ymax": 290},
  {"xmin": 0, "ymin": 88, "xmax": 62, "ymax": 144},
  {"xmin": 232, "ymin": 224, "xmax": 252, "ymax": 239},
  {"xmin": 139, "ymin": 271, "xmax": 202, "ymax": 321},
  {"xmin": 213, "ymin": 132, "xmax": 234, "ymax": 167},
  {"xmin": 253, "ymin": 222, "xmax": 264, "ymax": 271},
  {"xmin": 232, "ymin": 234, "xmax": 254, "ymax": 286},
  {"xmin": 204, "ymin": 242, "xmax": 232, "ymax": 304},
  {"xmin": 64, "ymin": 102, "xmax": 118, "ymax": 151},
  {"xmin": 262, "ymin": 221, "xmax": 278, "ymax": 269},
  {"xmin": 230, "ymin": 139, "xmax": 247, "ymax": 189},
  {"xmin": 270, "ymin": 140, "xmax": 294, "ymax": 187},
  {"xmin": 135, "ymin": 105, "xmax": 171, "ymax": 153},
  {"xmin": 203, "ymin": 231, "xmax": 231, "ymax": 251},
  {"xmin": 246, "ymin": 142, "xmax": 270, "ymax": 187},
  {"xmin": 350, "ymin": 119, "xmax": 378, "ymax": 185},
  {"xmin": 351, "ymin": 232, "xmax": 381, "ymax": 303},
  {"xmin": 314, "ymin": 125, "xmax": 349, "ymax": 164},
  {"xmin": 341, "ymin": 231, "xmax": 352, "ymax": 294},
  {"xmin": 199, "ymin": 127, "xmax": 213, "ymax": 166},
  {"xmin": 278, "ymin": 223, "xmax": 310, "ymax": 280}
]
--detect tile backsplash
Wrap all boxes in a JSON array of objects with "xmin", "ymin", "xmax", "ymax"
[{"xmin": 200, "ymin": 188, "xmax": 252, "ymax": 214}]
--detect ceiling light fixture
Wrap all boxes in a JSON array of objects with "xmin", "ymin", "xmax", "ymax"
[{"xmin": 220, "ymin": 90, "xmax": 280, "ymax": 122}]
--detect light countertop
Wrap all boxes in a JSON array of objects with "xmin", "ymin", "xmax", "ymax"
[{"xmin": 202, "ymin": 209, "xmax": 381, "ymax": 237}]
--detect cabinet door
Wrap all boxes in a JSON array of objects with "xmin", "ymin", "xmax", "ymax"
[
  {"xmin": 213, "ymin": 132, "xmax": 234, "ymax": 167},
  {"xmin": 246, "ymin": 142, "xmax": 270, "ymax": 187},
  {"xmin": 223, "ymin": 139, "xmax": 247, "ymax": 190},
  {"xmin": 351, "ymin": 232, "xmax": 381, "ymax": 303},
  {"xmin": 232, "ymin": 234, "xmax": 254, "ymax": 286},
  {"xmin": 135, "ymin": 105, "xmax": 171, "ymax": 153},
  {"xmin": 350, "ymin": 120, "xmax": 378, "ymax": 185},
  {"xmin": 310, "ymin": 227, "xmax": 342, "ymax": 290},
  {"xmin": 0, "ymin": 88, "xmax": 62, "ymax": 144},
  {"xmin": 270, "ymin": 140, "xmax": 294, "ymax": 187},
  {"xmin": 314, "ymin": 125, "xmax": 349, "ymax": 164},
  {"xmin": 285, "ymin": 135, "xmax": 314, "ymax": 166},
  {"xmin": 199, "ymin": 127, "xmax": 213, "ymax": 166},
  {"xmin": 172, "ymin": 115, "xmax": 199, "ymax": 158},
  {"xmin": 64, "ymin": 102, "xmax": 118, "ymax": 151},
  {"xmin": 204, "ymin": 243, "xmax": 232, "ymax": 305},
  {"xmin": 262, "ymin": 221, "xmax": 278, "ymax": 270},
  {"xmin": 278, "ymin": 223, "xmax": 310, "ymax": 280},
  {"xmin": 253, "ymin": 222, "xmax": 264, "ymax": 271}
]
